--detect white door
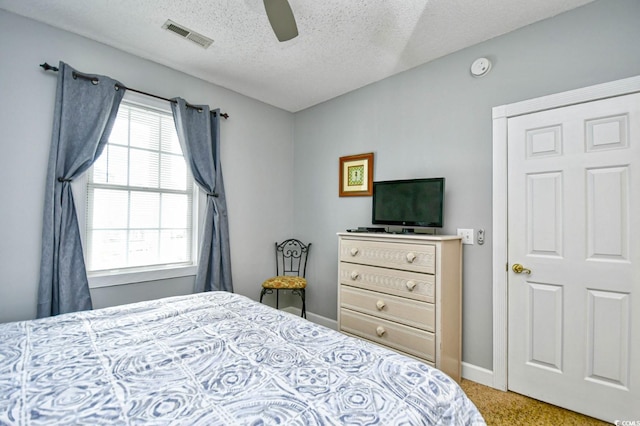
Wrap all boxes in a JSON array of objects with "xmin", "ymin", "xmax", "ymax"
[{"xmin": 507, "ymin": 92, "xmax": 640, "ymax": 422}]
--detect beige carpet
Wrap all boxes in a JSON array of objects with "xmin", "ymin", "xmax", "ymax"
[{"xmin": 460, "ymin": 379, "xmax": 609, "ymax": 425}]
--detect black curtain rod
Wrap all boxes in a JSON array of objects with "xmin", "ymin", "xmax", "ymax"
[{"xmin": 39, "ymin": 62, "xmax": 229, "ymax": 119}]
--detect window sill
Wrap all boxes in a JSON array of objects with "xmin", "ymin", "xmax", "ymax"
[{"xmin": 88, "ymin": 265, "xmax": 197, "ymax": 289}]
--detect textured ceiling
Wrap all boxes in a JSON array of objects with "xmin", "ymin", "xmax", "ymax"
[{"xmin": 1, "ymin": 0, "xmax": 594, "ymax": 112}]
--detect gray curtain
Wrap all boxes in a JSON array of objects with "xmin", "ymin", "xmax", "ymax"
[
  {"xmin": 171, "ymin": 98, "xmax": 233, "ymax": 293},
  {"xmin": 37, "ymin": 62, "xmax": 126, "ymax": 318}
]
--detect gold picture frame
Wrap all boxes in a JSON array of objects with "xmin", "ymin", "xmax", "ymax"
[{"xmin": 339, "ymin": 152, "xmax": 374, "ymax": 197}]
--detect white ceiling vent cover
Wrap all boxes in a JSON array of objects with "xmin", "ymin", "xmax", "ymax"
[{"xmin": 162, "ymin": 19, "xmax": 213, "ymax": 49}]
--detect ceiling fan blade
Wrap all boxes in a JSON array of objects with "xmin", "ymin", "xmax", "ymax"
[{"xmin": 263, "ymin": 0, "xmax": 298, "ymax": 42}]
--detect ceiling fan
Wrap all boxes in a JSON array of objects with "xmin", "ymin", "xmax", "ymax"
[{"xmin": 263, "ymin": 0, "xmax": 298, "ymax": 42}]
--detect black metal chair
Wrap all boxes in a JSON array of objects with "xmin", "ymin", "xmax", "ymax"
[{"xmin": 259, "ymin": 239, "xmax": 311, "ymax": 318}]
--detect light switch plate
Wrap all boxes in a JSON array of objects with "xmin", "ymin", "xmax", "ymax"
[{"xmin": 457, "ymin": 228, "xmax": 474, "ymax": 245}]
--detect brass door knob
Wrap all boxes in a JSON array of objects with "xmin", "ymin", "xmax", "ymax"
[{"xmin": 512, "ymin": 263, "xmax": 532, "ymax": 274}]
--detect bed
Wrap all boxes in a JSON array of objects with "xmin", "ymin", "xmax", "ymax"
[{"xmin": 0, "ymin": 292, "xmax": 485, "ymax": 425}]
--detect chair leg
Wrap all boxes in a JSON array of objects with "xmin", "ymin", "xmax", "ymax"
[{"xmin": 261, "ymin": 287, "xmax": 305, "ymax": 317}]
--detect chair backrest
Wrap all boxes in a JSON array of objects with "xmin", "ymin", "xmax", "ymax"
[{"xmin": 275, "ymin": 239, "xmax": 311, "ymax": 278}]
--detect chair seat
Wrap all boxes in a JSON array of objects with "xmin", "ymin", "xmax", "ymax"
[{"xmin": 262, "ymin": 276, "xmax": 307, "ymax": 289}]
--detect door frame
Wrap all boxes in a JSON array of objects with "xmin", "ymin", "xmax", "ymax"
[{"xmin": 491, "ymin": 75, "xmax": 640, "ymax": 391}]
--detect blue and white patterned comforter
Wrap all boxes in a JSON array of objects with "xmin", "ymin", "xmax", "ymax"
[{"xmin": 0, "ymin": 292, "xmax": 485, "ymax": 425}]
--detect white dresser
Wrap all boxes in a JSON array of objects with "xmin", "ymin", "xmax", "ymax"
[{"xmin": 337, "ymin": 232, "xmax": 462, "ymax": 382}]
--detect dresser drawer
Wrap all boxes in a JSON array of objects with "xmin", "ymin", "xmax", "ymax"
[
  {"xmin": 340, "ymin": 239, "xmax": 435, "ymax": 274},
  {"xmin": 340, "ymin": 285, "xmax": 434, "ymax": 332},
  {"xmin": 339, "ymin": 262, "xmax": 434, "ymax": 303},
  {"xmin": 340, "ymin": 309, "xmax": 435, "ymax": 362}
]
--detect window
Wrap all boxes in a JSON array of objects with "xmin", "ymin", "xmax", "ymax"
[{"xmin": 84, "ymin": 95, "xmax": 197, "ymax": 279}]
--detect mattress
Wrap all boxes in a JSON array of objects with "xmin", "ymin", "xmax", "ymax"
[{"xmin": 0, "ymin": 292, "xmax": 485, "ymax": 425}]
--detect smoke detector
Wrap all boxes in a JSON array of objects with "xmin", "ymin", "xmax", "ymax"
[
  {"xmin": 470, "ymin": 57, "xmax": 492, "ymax": 77},
  {"xmin": 162, "ymin": 19, "xmax": 213, "ymax": 49}
]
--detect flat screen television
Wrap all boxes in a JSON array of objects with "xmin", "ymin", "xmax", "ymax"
[{"xmin": 372, "ymin": 177, "xmax": 445, "ymax": 229}]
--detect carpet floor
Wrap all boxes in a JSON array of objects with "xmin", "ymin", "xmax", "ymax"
[{"xmin": 459, "ymin": 379, "xmax": 609, "ymax": 425}]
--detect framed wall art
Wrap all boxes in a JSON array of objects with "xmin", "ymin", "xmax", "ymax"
[{"xmin": 339, "ymin": 152, "xmax": 374, "ymax": 197}]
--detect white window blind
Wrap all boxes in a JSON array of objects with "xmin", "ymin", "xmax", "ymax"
[{"xmin": 86, "ymin": 100, "xmax": 194, "ymax": 273}]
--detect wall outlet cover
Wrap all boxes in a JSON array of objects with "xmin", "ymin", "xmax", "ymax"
[{"xmin": 457, "ymin": 228, "xmax": 474, "ymax": 245}]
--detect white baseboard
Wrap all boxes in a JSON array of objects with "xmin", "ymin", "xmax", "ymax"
[
  {"xmin": 281, "ymin": 307, "xmax": 338, "ymax": 330},
  {"xmin": 462, "ymin": 362, "xmax": 496, "ymax": 388}
]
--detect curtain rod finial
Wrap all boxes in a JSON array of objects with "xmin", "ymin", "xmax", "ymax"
[{"xmin": 40, "ymin": 62, "xmax": 59, "ymax": 72}]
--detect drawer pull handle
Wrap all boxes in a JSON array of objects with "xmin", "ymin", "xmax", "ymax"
[
  {"xmin": 406, "ymin": 252, "xmax": 416, "ymax": 263},
  {"xmin": 376, "ymin": 300, "xmax": 386, "ymax": 310},
  {"xmin": 376, "ymin": 326, "xmax": 386, "ymax": 337},
  {"xmin": 406, "ymin": 280, "xmax": 416, "ymax": 291},
  {"xmin": 350, "ymin": 271, "xmax": 360, "ymax": 280},
  {"xmin": 350, "ymin": 247, "xmax": 359, "ymax": 256}
]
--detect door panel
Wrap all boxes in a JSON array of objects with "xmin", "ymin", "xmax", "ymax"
[
  {"xmin": 586, "ymin": 290, "xmax": 630, "ymax": 388},
  {"xmin": 527, "ymin": 282, "xmax": 563, "ymax": 372},
  {"xmin": 527, "ymin": 172, "xmax": 563, "ymax": 257},
  {"xmin": 507, "ymin": 92, "xmax": 639, "ymax": 422},
  {"xmin": 586, "ymin": 166, "xmax": 629, "ymax": 260}
]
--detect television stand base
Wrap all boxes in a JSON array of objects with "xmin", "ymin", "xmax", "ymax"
[
  {"xmin": 346, "ymin": 227, "xmax": 386, "ymax": 233},
  {"xmin": 387, "ymin": 227, "xmax": 437, "ymax": 235}
]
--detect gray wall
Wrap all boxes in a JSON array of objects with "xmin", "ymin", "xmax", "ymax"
[
  {"xmin": 0, "ymin": 10, "xmax": 295, "ymax": 322},
  {"xmin": 1, "ymin": 0, "xmax": 639, "ymax": 373},
  {"xmin": 293, "ymin": 0, "xmax": 640, "ymax": 370}
]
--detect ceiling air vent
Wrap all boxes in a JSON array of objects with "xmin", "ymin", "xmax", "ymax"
[{"xmin": 162, "ymin": 19, "xmax": 213, "ymax": 49}]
